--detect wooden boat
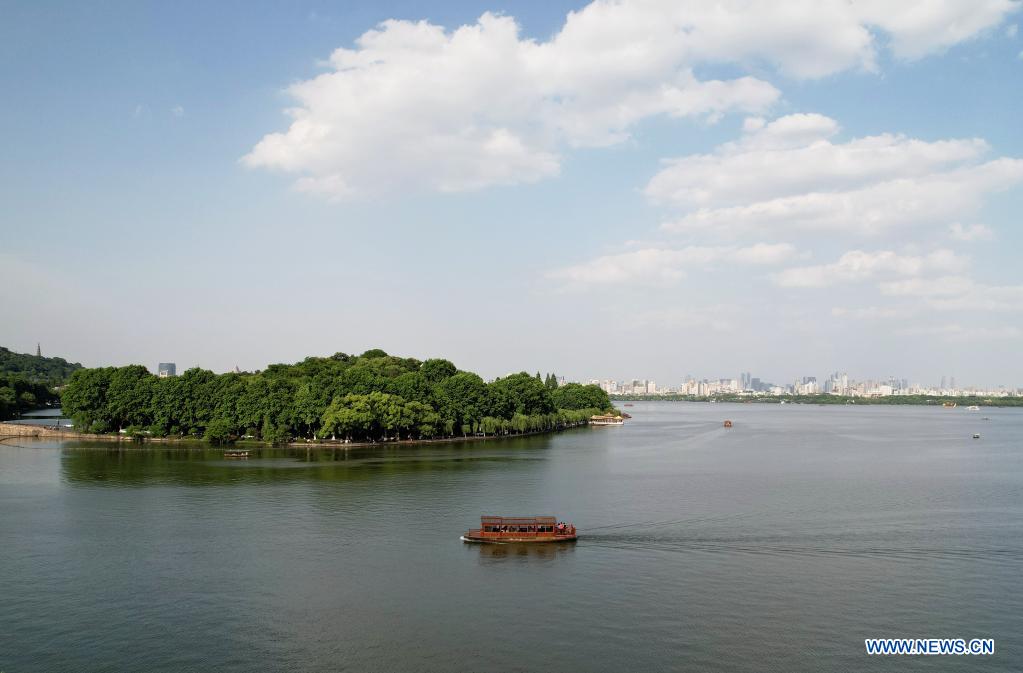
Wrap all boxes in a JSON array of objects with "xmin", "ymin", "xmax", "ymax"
[
  {"xmin": 723, "ymin": 419, "xmax": 733, "ymax": 428},
  {"xmin": 462, "ymin": 516, "xmax": 577, "ymax": 543},
  {"xmin": 972, "ymin": 433, "xmax": 981, "ymax": 439},
  {"xmin": 590, "ymin": 414, "xmax": 624, "ymax": 426},
  {"xmin": 224, "ymin": 449, "xmax": 250, "ymax": 459}
]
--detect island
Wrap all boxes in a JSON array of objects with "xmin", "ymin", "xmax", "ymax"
[{"xmin": 56, "ymin": 349, "xmax": 613, "ymax": 445}]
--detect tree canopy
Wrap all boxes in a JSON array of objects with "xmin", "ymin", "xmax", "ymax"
[{"xmin": 59, "ymin": 350, "xmax": 612, "ymax": 443}]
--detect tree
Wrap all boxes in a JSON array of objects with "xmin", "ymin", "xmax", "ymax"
[
  {"xmin": 204, "ymin": 417, "xmax": 235, "ymax": 445},
  {"xmin": 106, "ymin": 365, "xmax": 152, "ymax": 430},
  {"xmin": 490, "ymin": 372, "xmax": 555, "ymax": 416},
  {"xmin": 437, "ymin": 372, "xmax": 490, "ymax": 434},
  {"xmin": 552, "ymin": 383, "xmax": 611, "ymax": 411},
  {"xmin": 420, "ymin": 358, "xmax": 457, "ymax": 384},
  {"xmin": 0, "ymin": 386, "xmax": 16, "ymax": 419}
]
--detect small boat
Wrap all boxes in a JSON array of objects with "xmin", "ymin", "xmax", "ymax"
[
  {"xmin": 624, "ymin": 403, "xmax": 634, "ymax": 407},
  {"xmin": 224, "ymin": 449, "xmax": 250, "ymax": 459},
  {"xmin": 942, "ymin": 401, "xmax": 957, "ymax": 408},
  {"xmin": 967, "ymin": 405, "xmax": 980, "ymax": 411},
  {"xmin": 972, "ymin": 433, "xmax": 981, "ymax": 439},
  {"xmin": 462, "ymin": 516, "xmax": 577, "ymax": 543},
  {"xmin": 590, "ymin": 414, "xmax": 624, "ymax": 426},
  {"xmin": 723, "ymin": 420, "xmax": 733, "ymax": 428}
]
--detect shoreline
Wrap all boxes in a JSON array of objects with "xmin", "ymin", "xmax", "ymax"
[
  {"xmin": 0, "ymin": 420, "xmax": 592, "ymax": 450},
  {"xmin": 611, "ymin": 396, "xmax": 1021, "ymax": 407}
]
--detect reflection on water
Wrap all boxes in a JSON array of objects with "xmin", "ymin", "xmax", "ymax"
[
  {"xmin": 470, "ymin": 540, "xmax": 578, "ymax": 563},
  {"xmin": 58, "ymin": 439, "xmax": 549, "ymax": 486}
]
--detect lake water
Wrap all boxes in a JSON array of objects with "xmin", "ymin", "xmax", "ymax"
[{"xmin": 2, "ymin": 402, "xmax": 1021, "ymax": 672}]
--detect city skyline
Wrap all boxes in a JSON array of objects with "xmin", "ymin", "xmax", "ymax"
[
  {"xmin": 3, "ymin": 1, "xmax": 1022, "ymax": 388},
  {"xmin": 585, "ymin": 372, "xmax": 1018, "ymax": 397}
]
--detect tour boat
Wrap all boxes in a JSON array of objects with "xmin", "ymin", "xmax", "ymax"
[
  {"xmin": 224, "ymin": 449, "xmax": 250, "ymax": 459},
  {"xmin": 590, "ymin": 414, "xmax": 624, "ymax": 426},
  {"xmin": 967, "ymin": 405, "xmax": 980, "ymax": 411},
  {"xmin": 972, "ymin": 433, "xmax": 981, "ymax": 439},
  {"xmin": 461, "ymin": 516, "xmax": 577, "ymax": 543},
  {"xmin": 723, "ymin": 419, "xmax": 733, "ymax": 428}
]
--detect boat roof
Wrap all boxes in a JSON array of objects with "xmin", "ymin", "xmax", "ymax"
[{"xmin": 481, "ymin": 516, "xmax": 558, "ymax": 525}]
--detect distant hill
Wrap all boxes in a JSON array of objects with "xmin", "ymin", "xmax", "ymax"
[{"xmin": 0, "ymin": 346, "xmax": 83, "ymax": 386}]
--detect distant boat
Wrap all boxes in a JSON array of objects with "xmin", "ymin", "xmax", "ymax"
[
  {"xmin": 967, "ymin": 405, "xmax": 980, "ymax": 411},
  {"xmin": 224, "ymin": 449, "xmax": 250, "ymax": 459},
  {"xmin": 590, "ymin": 414, "xmax": 625, "ymax": 426},
  {"xmin": 942, "ymin": 402, "xmax": 957, "ymax": 408},
  {"xmin": 624, "ymin": 403, "xmax": 634, "ymax": 407},
  {"xmin": 972, "ymin": 433, "xmax": 981, "ymax": 439},
  {"xmin": 723, "ymin": 420, "xmax": 733, "ymax": 428}
]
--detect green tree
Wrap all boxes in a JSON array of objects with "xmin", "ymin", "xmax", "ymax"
[
  {"xmin": 490, "ymin": 372, "xmax": 555, "ymax": 416},
  {"xmin": 437, "ymin": 372, "xmax": 490, "ymax": 434},
  {"xmin": 552, "ymin": 382, "xmax": 611, "ymax": 411},
  {"xmin": 420, "ymin": 358, "xmax": 457, "ymax": 384}
]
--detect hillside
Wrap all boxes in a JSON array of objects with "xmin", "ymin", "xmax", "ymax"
[{"xmin": 0, "ymin": 346, "xmax": 83, "ymax": 386}]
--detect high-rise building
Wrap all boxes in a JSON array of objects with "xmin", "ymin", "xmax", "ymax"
[{"xmin": 158, "ymin": 363, "xmax": 177, "ymax": 378}]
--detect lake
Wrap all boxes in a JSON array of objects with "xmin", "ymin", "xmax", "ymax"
[{"xmin": 2, "ymin": 402, "xmax": 1021, "ymax": 672}]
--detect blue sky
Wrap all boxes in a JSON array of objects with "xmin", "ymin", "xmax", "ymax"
[{"xmin": 2, "ymin": 1, "xmax": 1022, "ymax": 388}]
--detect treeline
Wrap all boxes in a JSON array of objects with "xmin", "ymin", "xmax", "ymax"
[
  {"xmin": 60, "ymin": 349, "xmax": 613, "ymax": 444},
  {"xmin": 0, "ymin": 346, "xmax": 83, "ymax": 386},
  {"xmin": 0, "ymin": 373, "xmax": 57, "ymax": 420}
]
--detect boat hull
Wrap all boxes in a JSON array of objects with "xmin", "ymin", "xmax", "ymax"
[{"xmin": 461, "ymin": 533, "xmax": 577, "ymax": 544}]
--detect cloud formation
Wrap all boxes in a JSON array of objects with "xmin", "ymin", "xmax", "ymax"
[
  {"xmin": 880, "ymin": 275, "xmax": 1023, "ymax": 311},
  {"xmin": 655, "ymin": 114, "xmax": 1023, "ymax": 236},
  {"xmin": 773, "ymin": 249, "xmax": 968, "ymax": 287},
  {"xmin": 550, "ymin": 242, "xmax": 800, "ymax": 287},
  {"xmin": 244, "ymin": 0, "xmax": 1017, "ymax": 199}
]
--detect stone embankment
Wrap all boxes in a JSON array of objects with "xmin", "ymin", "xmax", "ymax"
[{"xmin": 0, "ymin": 422, "xmax": 120, "ymax": 442}]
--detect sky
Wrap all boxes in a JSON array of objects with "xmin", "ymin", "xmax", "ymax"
[{"xmin": 2, "ymin": 0, "xmax": 1022, "ymax": 389}]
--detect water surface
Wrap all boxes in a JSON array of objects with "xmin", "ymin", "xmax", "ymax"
[{"xmin": 2, "ymin": 403, "xmax": 1021, "ymax": 671}]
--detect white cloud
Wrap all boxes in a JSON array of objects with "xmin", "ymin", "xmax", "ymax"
[
  {"xmin": 649, "ymin": 114, "xmax": 989, "ymax": 208},
  {"xmin": 550, "ymin": 242, "xmax": 800, "ymax": 287},
  {"xmin": 1006, "ymin": 23, "xmax": 1018, "ymax": 38},
  {"xmin": 773, "ymin": 249, "xmax": 968, "ymax": 287},
  {"xmin": 948, "ymin": 223, "xmax": 994, "ymax": 241},
  {"xmin": 171, "ymin": 105, "xmax": 184, "ymax": 117},
  {"xmin": 830, "ymin": 306, "xmax": 904, "ymax": 319},
  {"xmin": 655, "ymin": 114, "xmax": 1023, "ymax": 236},
  {"xmin": 628, "ymin": 306, "xmax": 736, "ymax": 331},
  {"xmin": 855, "ymin": 0, "xmax": 1017, "ymax": 59},
  {"xmin": 245, "ymin": 1, "xmax": 1017, "ymax": 199},
  {"xmin": 897, "ymin": 324, "xmax": 1022, "ymax": 342},
  {"xmin": 880, "ymin": 275, "xmax": 1023, "ymax": 311},
  {"xmin": 831, "ymin": 306, "xmax": 902, "ymax": 319}
]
